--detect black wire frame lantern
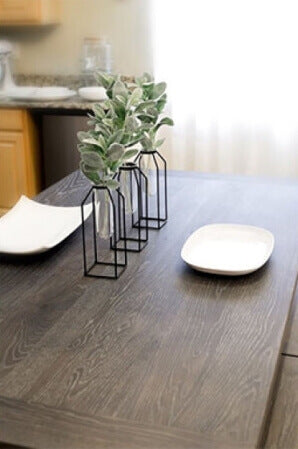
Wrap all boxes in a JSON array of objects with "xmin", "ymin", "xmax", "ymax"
[
  {"xmin": 113, "ymin": 162, "xmax": 149, "ymax": 252},
  {"xmin": 81, "ymin": 186, "xmax": 127, "ymax": 279},
  {"xmin": 135, "ymin": 150, "xmax": 168, "ymax": 230}
]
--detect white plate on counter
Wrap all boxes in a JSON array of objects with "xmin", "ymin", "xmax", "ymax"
[
  {"xmin": 78, "ymin": 86, "xmax": 108, "ymax": 101},
  {"xmin": 181, "ymin": 224, "xmax": 274, "ymax": 276},
  {"xmin": 0, "ymin": 196, "xmax": 92, "ymax": 255},
  {"xmin": 4, "ymin": 86, "xmax": 76, "ymax": 101}
]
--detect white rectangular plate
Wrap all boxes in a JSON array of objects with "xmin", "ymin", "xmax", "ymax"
[
  {"xmin": 4, "ymin": 86, "xmax": 76, "ymax": 101},
  {"xmin": 181, "ymin": 224, "xmax": 274, "ymax": 276},
  {"xmin": 0, "ymin": 196, "xmax": 92, "ymax": 255}
]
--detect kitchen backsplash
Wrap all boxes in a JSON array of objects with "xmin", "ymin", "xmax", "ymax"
[{"xmin": 15, "ymin": 74, "xmax": 134, "ymax": 89}]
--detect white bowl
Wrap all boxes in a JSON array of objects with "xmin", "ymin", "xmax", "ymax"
[
  {"xmin": 181, "ymin": 224, "xmax": 274, "ymax": 276},
  {"xmin": 78, "ymin": 87, "xmax": 108, "ymax": 101}
]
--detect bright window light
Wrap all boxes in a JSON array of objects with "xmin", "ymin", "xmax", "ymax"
[{"xmin": 151, "ymin": 0, "xmax": 298, "ymax": 176}]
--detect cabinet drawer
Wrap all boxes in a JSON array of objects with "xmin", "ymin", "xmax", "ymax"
[
  {"xmin": 0, "ymin": 109, "xmax": 24, "ymax": 131},
  {"xmin": 0, "ymin": 0, "xmax": 40, "ymax": 24}
]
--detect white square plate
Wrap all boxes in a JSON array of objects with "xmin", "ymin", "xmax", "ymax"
[
  {"xmin": 181, "ymin": 224, "xmax": 274, "ymax": 276},
  {"xmin": 0, "ymin": 196, "xmax": 92, "ymax": 255}
]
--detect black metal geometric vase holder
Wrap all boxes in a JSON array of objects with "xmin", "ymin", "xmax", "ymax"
[
  {"xmin": 81, "ymin": 186, "xmax": 127, "ymax": 279},
  {"xmin": 135, "ymin": 150, "xmax": 168, "ymax": 230},
  {"xmin": 115, "ymin": 162, "xmax": 149, "ymax": 252}
]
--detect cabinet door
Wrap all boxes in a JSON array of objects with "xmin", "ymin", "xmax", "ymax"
[
  {"xmin": 0, "ymin": 0, "xmax": 40, "ymax": 24},
  {"xmin": 0, "ymin": 109, "xmax": 23, "ymax": 131},
  {"xmin": 0, "ymin": 131, "xmax": 27, "ymax": 209}
]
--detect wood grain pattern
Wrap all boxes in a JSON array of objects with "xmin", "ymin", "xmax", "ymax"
[
  {"xmin": 0, "ymin": 396, "xmax": 252, "ymax": 449},
  {"xmin": 40, "ymin": 0, "xmax": 60, "ymax": 25},
  {"xmin": 0, "ymin": 0, "xmax": 60, "ymax": 25},
  {"xmin": 23, "ymin": 111, "xmax": 41, "ymax": 197},
  {"xmin": 0, "ymin": 171, "xmax": 297, "ymax": 449},
  {"xmin": 0, "ymin": 110, "xmax": 23, "ymax": 131},
  {"xmin": 0, "ymin": 131, "xmax": 27, "ymax": 208},
  {"xmin": 283, "ymin": 282, "xmax": 298, "ymax": 356},
  {"xmin": 0, "ymin": 109, "xmax": 41, "ymax": 210},
  {"xmin": 265, "ymin": 356, "xmax": 298, "ymax": 449},
  {"xmin": 0, "ymin": 0, "xmax": 40, "ymax": 24}
]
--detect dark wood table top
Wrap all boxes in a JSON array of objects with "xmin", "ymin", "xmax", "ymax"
[
  {"xmin": 0, "ymin": 171, "xmax": 297, "ymax": 449},
  {"xmin": 283, "ymin": 285, "xmax": 298, "ymax": 357},
  {"xmin": 265, "ymin": 356, "xmax": 298, "ymax": 449}
]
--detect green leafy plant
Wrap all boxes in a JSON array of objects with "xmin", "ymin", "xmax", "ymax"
[
  {"xmin": 134, "ymin": 73, "xmax": 174, "ymax": 152},
  {"xmin": 95, "ymin": 71, "xmax": 174, "ymax": 152},
  {"xmin": 78, "ymin": 74, "xmax": 143, "ymax": 189},
  {"xmin": 78, "ymin": 72, "xmax": 174, "ymax": 188},
  {"xmin": 78, "ymin": 131, "xmax": 136, "ymax": 189}
]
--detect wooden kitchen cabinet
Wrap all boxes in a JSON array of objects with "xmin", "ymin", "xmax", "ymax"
[
  {"xmin": 0, "ymin": 109, "xmax": 41, "ymax": 215},
  {"xmin": 0, "ymin": 0, "xmax": 60, "ymax": 26}
]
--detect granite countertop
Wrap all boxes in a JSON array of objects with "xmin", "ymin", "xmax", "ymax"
[
  {"xmin": 0, "ymin": 74, "xmax": 133, "ymax": 111},
  {"xmin": 0, "ymin": 96, "xmax": 96, "ymax": 111}
]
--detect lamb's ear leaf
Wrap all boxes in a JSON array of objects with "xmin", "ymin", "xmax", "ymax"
[
  {"xmin": 127, "ymin": 87, "xmax": 143, "ymax": 108},
  {"xmin": 93, "ymin": 103, "xmax": 106, "ymax": 119},
  {"xmin": 159, "ymin": 117, "xmax": 174, "ymax": 126},
  {"xmin": 142, "ymin": 82, "xmax": 154, "ymax": 98},
  {"xmin": 80, "ymin": 161, "xmax": 101, "ymax": 185},
  {"xmin": 156, "ymin": 99, "xmax": 167, "ymax": 113},
  {"xmin": 135, "ymin": 100, "xmax": 156, "ymax": 113},
  {"xmin": 77, "ymin": 143, "xmax": 90, "ymax": 153},
  {"xmin": 80, "ymin": 161, "xmax": 93, "ymax": 173},
  {"xmin": 125, "ymin": 116, "xmax": 140, "ymax": 133},
  {"xmin": 138, "ymin": 113, "xmax": 155, "ymax": 124},
  {"xmin": 112, "ymin": 80, "xmax": 128, "ymax": 98},
  {"xmin": 97, "ymin": 135, "xmax": 108, "ymax": 150},
  {"xmin": 81, "ymin": 151, "xmax": 105, "ymax": 170},
  {"xmin": 136, "ymin": 73, "xmax": 154, "ymax": 85},
  {"xmin": 108, "ymin": 129, "xmax": 124, "ymax": 146},
  {"xmin": 143, "ymin": 72, "xmax": 154, "ymax": 83},
  {"xmin": 154, "ymin": 117, "xmax": 174, "ymax": 132},
  {"xmin": 95, "ymin": 71, "xmax": 114, "ymax": 89},
  {"xmin": 152, "ymin": 82, "xmax": 167, "ymax": 99},
  {"xmin": 95, "ymin": 123, "xmax": 111, "ymax": 137},
  {"xmin": 141, "ymin": 134, "xmax": 152, "ymax": 150},
  {"xmin": 82, "ymin": 137, "xmax": 103, "ymax": 147},
  {"xmin": 122, "ymin": 149, "xmax": 139, "ymax": 160},
  {"xmin": 105, "ymin": 179, "xmax": 120, "ymax": 189},
  {"xmin": 77, "ymin": 131, "xmax": 90, "ymax": 142},
  {"xmin": 107, "ymin": 143, "xmax": 125, "ymax": 161},
  {"xmin": 155, "ymin": 138, "xmax": 165, "ymax": 148},
  {"xmin": 123, "ymin": 134, "xmax": 142, "ymax": 147},
  {"xmin": 109, "ymin": 160, "xmax": 120, "ymax": 172},
  {"xmin": 115, "ymin": 95, "xmax": 127, "ymax": 105}
]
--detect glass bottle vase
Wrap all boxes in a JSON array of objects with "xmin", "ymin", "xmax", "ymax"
[
  {"xmin": 135, "ymin": 150, "xmax": 168, "ymax": 230},
  {"xmin": 94, "ymin": 188, "xmax": 114, "ymax": 240}
]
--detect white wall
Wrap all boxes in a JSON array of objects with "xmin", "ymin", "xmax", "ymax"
[{"xmin": 0, "ymin": 0, "xmax": 153, "ymax": 76}]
